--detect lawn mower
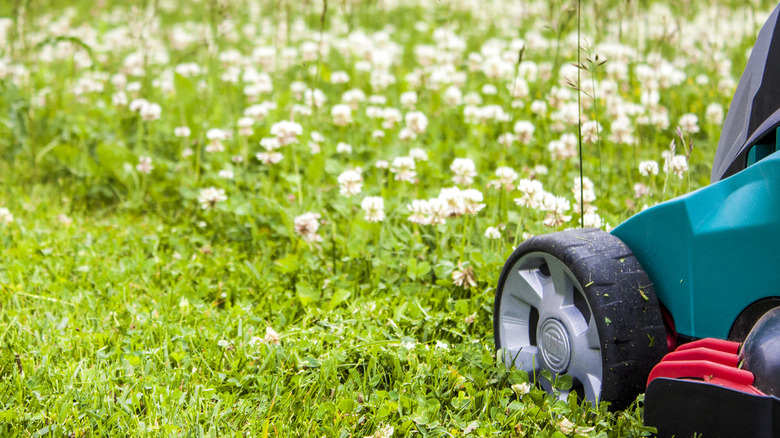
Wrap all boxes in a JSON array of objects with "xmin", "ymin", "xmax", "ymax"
[{"xmin": 493, "ymin": 2, "xmax": 780, "ymax": 436}]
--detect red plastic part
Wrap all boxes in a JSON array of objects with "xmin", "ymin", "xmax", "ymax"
[
  {"xmin": 660, "ymin": 305, "xmax": 678, "ymax": 352},
  {"xmin": 647, "ymin": 338, "xmax": 765, "ymax": 396},
  {"xmin": 674, "ymin": 338, "xmax": 740, "ymax": 355},
  {"xmin": 661, "ymin": 347, "xmax": 739, "ymax": 367}
]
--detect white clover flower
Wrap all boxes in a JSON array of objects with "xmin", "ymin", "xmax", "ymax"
[
  {"xmin": 206, "ymin": 128, "xmax": 231, "ymax": 153},
  {"xmin": 244, "ymin": 104, "xmax": 269, "ymax": 121},
  {"xmin": 530, "ymin": 100, "xmax": 547, "ymax": 114},
  {"xmin": 128, "ymin": 98, "xmax": 148, "ymax": 112},
  {"xmin": 112, "ymin": 91, "xmax": 127, "ymax": 106},
  {"xmin": 182, "ymin": 148, "xmax": 194, "ymax": 158},
  {"xmin": 337, "ymin": 170, "xmax": 363, "ymax": 196},
  {"xmin": 464, "ymin": 92, "xmax": 482, "ymax": 105},
  {"xmin": 409, "ymin": 148, "xmax": 428, "ymax": 161},
  {"xmin": 664, "ymin": 154, "xmax": 689, "ymax": 178},
  {"xmin": 175, "ymin": 63, "xmax": 201, "ymax": 77},
  {"xmin": 294, "ymin": 212, "xmax": 322, "ymax": 242},
  {"xmin": 174, "ymin": 126, "xmax": 191, "ymax": 137},
  {"xmin": 706, "ymin": 103, "xmax": 724, "ymax": 125},
  {"xmin": 481, "ymin": 83, "xmax": 497, "ymax": 95},
  {"xmin": 634, "ymin": 182, "xmax": 650, "ymax": 198},
  {"xmin": 368, "ymin": 424, "xmax": 394, "ymax": 438},
  {"xmin": 260, "ymin": 137, "xmax": 282, "ymax": 152},
  {"xmin": 508, "ymin": 77, "xmax": 529, "ymax": 99},
  {"xmin": 217, "ymin": 339, "xmax": 231, "ymax": 348},
  {"xmin": 381, "ymin": 107, "xmax": 402, "ymax": 129},
  {"xmin": 375, "ymin": 160, "xmax": 389, "ymax": 169},
  {"xmin": 390, "ymin": 156, "xmax": 416, "ymax": 182},
  {"xmin": 111, "ymin": 73, "xmax": 128, "ymax": 88},
  {"xmin": 264, "ymin": 327, "xmax": 280, "ymax": 345},
  {"xmin": 218, "ymin": 169, "xmax": 234, "ymax": 179},
  {"xmin": 514, "ymin": 179, "xmax": 545, "ymax": 209},
  {"xmin": 678, "ymin": 113, "xmax": 700, "ymax": 134},
  {"xmin": 548, "ymin": 133, "xmax": 578, "ymax": 160},
  {"xmin": 639, "ymin": 160, "xmax": 659, "ymax": 176},
  {"xmin": 398, "ymin": 127, "xmax": 416, "ymax": 141},
  {"xmin": 540, "ymin": 192, "xmax": 570, "ymax": 213},
  {"xmin": 558, "ymin": 417, "xmax": 595, "ymax": 435},
  {"xmin": 583, "ymin": 209, "xmax": 604, "ymax": 228},
  {"xmin": 497, "ymin": 133, "xmax": 515, "ymax": 147},
  {"xmin": 342, "ymin": 89, "xmax": 365, "ymax": 109},
  {"xmin": 0, "ymin": 207, "xmax": 14, "ymax": 225},
  {"xmin": 482, "ymin": 56, "xmax": 513, "ymax": 80},
  {"xmin": 361, "ymin": 196, "xmax": 385, "ymax": 222},
  {"xmin": 237, "ymin": 117, "xmax": 254, "ymax": 136},
  {"xmin": 439, "ymin": 187, "xmax": 464, "ymax": 217},
  {"xmin": 488, "ymin": 166, "xmax": 518, "ymax": 191},
  {"xmin": 513, "ymin": 120, "xmax": 535, "ymax": 143},
  {"xmin": 609, "ymin": 117, "xmax": 635, "ymax": 144},
  {"xmin": 205, "ymin": 142, "xmax": 224, "ymax": 154},
  {"xmin": 572, "ymin": 177, "xmax": 597, "ymax": 208},
  {"xmin": 400, "ymin": 91, "xmax": 417, "ymax": 109},
  {"xmin": 368, "ymin": 95, "xmax": 387, "ymax": 105},
  {"xmin": 330, "ymin": 71, "xmax": 350, "ymax": 84},
  {"xmin": 541, "ymin": 194, "xmax": 572, "ymax": 227},
  {"xmin": 426, "ymin": 198, "xmax": 448, "ymax": 225},
  {"xmin": 136, "ymin": 156, "xmax": 153, "ymax": 174},
  {"xmin": 407, "ymin": 199, "xmax": 430, "ymax": 224},
  {"xmin": 290, "ymin": 81, "xmax": 307, "ymax": 98},
  {"xmin": 460, "ymin": 189, "xmax": 486, "ymax": 215},
  {"xmin": 198, "ymin": 187, "xmax": 227, "ymax": 210},
  {"xmin": 304, "ymin": 88, "xmax": 327, "ymax": 107},
  {"xmin": 405, "ymin": 111, "xmax": 428, "ymax": 134},
  {"xmin": 452, "ymin": 263, "xmax": 476, "ymax": 289},
  {"xmin": 450, "ymin": 158, "xmax": 477, "ymax": 185},
  {"xmin": 649, "ymin": 107, "xmax": 671, "ymax": 130},
  {"xmin": 466, "ymin": 52, "xmax": 483, "ymax": 71},
  {"xmin": 511, "ymin": 382, "xmax": 531, "ymax": 395},
  {"xmin": 443, "ymin": 85, "xmax": 462, "ymax": 106},
  {"xmin": 331, "ymin": 104, "xmax": 352, "ymax": 126},
  {"xmin": 484, "ymin": 226, "xmax": 501, "ymax": 239},
  {"xmin": 581, "ymin": 120, "xmax": 602, "ymax": 144},
  {"xmin": 372, "ymin": 129, "xmax": 385, "ymax": 138},
  {"xmin": 336, "ymin": 142, "xmax": 352, "ymax": 154},
  {"xmin": 139, "ymin": 102, "xmax": 161, "ymax": 121},
  {"xmin": 256, "ymin": 151, "xmax": 283, "ymax": 164},
  {"xmin": 270, "ymin": 120, "xmax": 303, "ymax": 145}
]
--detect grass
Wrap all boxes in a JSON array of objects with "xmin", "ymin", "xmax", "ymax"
[
  {"xmin": 0, "ymin": 0, "xmax": 777, "ymax": 436},
  {"xmin": 0, "ymin": 188, "xmax": 656, "ymax": 436}
]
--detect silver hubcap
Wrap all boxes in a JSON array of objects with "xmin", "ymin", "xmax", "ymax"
[
  {"xmin": 498, "ymin": 251, "xmax": 603, "ymax": 403},
  {"xmin": 540, "ymin": 318, "xmax": 571, "ymax": 373}
]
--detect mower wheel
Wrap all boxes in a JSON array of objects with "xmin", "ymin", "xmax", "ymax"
[
  {"xmin": 740, "ymin": 306, "xmax": 780, "ymax": 397},
  {"xmin": 493, "ymin": 228, "xmax": 667, "ymax": 409}
]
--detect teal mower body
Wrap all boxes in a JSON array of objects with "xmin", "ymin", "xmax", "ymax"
[{"xmin": 612, "ymin": 128, "xmax": 780, "ymax": 341}]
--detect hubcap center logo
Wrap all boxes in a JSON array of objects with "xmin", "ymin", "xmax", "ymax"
[{"xmin": 540, "ymin": 319, "xmax": 571, "ymax": 373}]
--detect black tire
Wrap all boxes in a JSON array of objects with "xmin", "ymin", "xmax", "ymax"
[
  {"xmin": 739, "ymin": 307, "xmax": 780, "ymax": 397},
  {"xmin": 493, "ymin": 228, "xmax": 667, "ymax": 409}
]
